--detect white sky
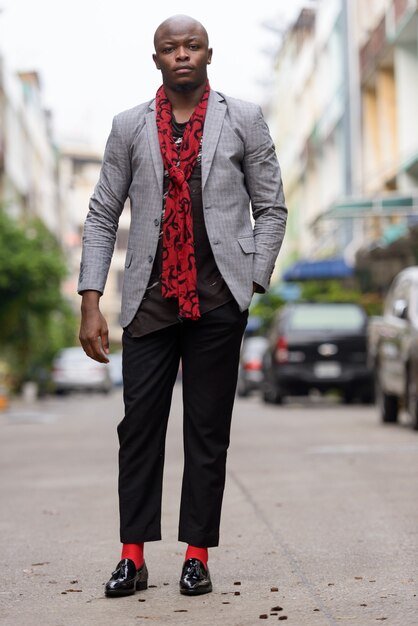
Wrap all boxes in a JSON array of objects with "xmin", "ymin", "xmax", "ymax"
[{"xmin": 0, "ymin": 0, "xmax": 305, "ymax": 148}]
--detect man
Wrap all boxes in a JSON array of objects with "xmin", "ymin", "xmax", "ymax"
[{"xmin": 78, "ymin": 14, "xmax": 286, "ymax": 597}]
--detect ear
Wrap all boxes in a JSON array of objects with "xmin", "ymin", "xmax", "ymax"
[
  {"xmin": 207, "ymin": 48, "xmax": 213, "ymax": 65},
  {"xmin": 152, "ymin": 53, "xmax": 161, "ymax": 70}
]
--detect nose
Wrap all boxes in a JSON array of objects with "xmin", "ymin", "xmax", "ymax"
[{"xmin": 176, "ymin": 46, "xmax": 190, "ymax": 61}]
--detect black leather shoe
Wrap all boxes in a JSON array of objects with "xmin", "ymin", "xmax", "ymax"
[
  {"xmin": 179, "ymin": 558, "xmax": 212, "ymax": 595},
  {"xmin": 105, "ymin": 558, "xmax": 148, "ymax": 597}
]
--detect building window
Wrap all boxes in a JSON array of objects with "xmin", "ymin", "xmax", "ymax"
[
  {"xmin": 116, "ymin": 228, "xmax": 129, "ymax": 250},
  {"xmin": 116, "ymin": 270, "xmax": 124, "ymax": 294}
]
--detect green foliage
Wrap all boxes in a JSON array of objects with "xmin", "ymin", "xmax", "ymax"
[
  {"xmin": 0, "ymin": 210, "xmax": 77, "ymax": 391},
  {"xmin": 250, "ymin": 291, "xmax": 285, "ymax": 334},
  {"xmin": 300, "ymin": 280, "xmax": 361, "ymax": 303},
  {"xmin": 299, "ymin": 280, "xmax": 383, "ymax": 316},
  {"xmin": 249, "ymin": 280, "xmax": 384, "ymax": 337}
]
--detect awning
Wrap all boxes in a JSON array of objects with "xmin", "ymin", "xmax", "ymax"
[
  {"xmin": 315, "ymin": 193, "xmax": 418, "ymax": 222},
  {"xmin": 245, "ymin": 316, "xmax": 262, "ymax": 333},
  {"xmin": 380, "ymin": 223, "xmax": 408, "ymax": 245},
  {"xmin": 283, "ymin": 257, "xmax": 354, "ymax": 282}
]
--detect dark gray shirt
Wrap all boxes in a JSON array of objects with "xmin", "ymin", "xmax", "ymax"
[{"xmin": 125, "ymin": 118, "xmax": 233, "ymax": 338}]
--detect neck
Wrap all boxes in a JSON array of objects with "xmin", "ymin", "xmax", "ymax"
[{"xmin": 164, "ymin": 81, "xmax": 208, "ymax": 123}]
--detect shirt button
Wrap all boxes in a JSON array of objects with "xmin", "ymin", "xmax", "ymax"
[
  {"xmin": 154, "ymin": 219, "xmax": 159, "ymax": 226},
  {"xmin": 148, "ymin": 255, "xmax": 153, "ymax": 263},
  {"xmin": 212, "ymin": 240, "xmax": 220, "ymax": 245}
]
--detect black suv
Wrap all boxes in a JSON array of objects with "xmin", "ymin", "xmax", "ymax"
[{"xmin": 262, "ymin": 302, "xmax": 374, "ymax": 404}]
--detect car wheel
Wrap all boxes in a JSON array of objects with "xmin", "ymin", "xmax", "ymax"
[
  {"xmin": 237, "ymin": 381, "xmax": 249, "ymax": 398},
  {"xmin": 360, "ymin": 392, "xmax": 375, "ymax": 405},
  {"xmin": 376, "ymin": 374, "xmax": 398, "ymax": 423},
  {"xmin": 342, "ymin": 390, "xmax": 354, "ymax": 404},
  {"xmin": 407, "ymin": 372, "xmax": 418, "ymax": 431},
  {"xmin": 262, "ymin": 385, "xmax": 283, "ymax": 405}
]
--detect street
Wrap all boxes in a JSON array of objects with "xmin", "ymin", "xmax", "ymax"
[{"xmin": 0, "ymin": 386, "xmax": 417, "ymax": 626}]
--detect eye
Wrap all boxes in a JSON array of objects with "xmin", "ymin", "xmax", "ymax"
[
  {"xmin": 162, "ymin": 47, "xmax": 174, "ymax": 54},
  {"xmin": 189, "ymin": 44, "xmax": 199, "ymax": 50}
]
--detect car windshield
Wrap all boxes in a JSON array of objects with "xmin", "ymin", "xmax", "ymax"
[
  {"xmin": 288, "ymin": 304, "xmax": 365, "ymax": 331},
  {"xmin": 242, "ymin": 337, "xmax": 268, "ymax": 355},
  {"xmin": 56, "ymin": 348, "xmax": 91, "ymax": 364}
]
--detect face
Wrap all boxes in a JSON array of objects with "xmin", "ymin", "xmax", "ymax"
[{"xmin": 153, "ymin": 19, "xmax": 212, "ymax": 92}]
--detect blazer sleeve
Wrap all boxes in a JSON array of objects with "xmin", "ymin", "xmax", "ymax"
[
  {"xmin": 242, "ymin": 106, "xmax": 287, "ymax": 291},
  {"xmin": 78, "ymin": 115, "xmax": 132, "ymax": 294}
]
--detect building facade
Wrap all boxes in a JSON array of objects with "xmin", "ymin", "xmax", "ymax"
[
  {"xmin": 59, "ymin": 144, "xmax": 130, "ymax": 344},
  {"xmin": 0, "ymin": 52, "xmax": 128, "ymax": 343},
  {"xmin": 0, "ymin": 59, "xmax": 59, "ymax": 237},
  {"xmin": 272, "ymin": 0, "xmax": 418, "ymax": 287}
]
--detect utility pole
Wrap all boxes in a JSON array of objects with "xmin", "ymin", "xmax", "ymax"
[{"xmin": 341, "ymin": 0, "xmax": 353, "ymax": 196}]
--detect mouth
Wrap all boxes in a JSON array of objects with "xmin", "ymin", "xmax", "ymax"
[{"xmin": 174, "ymin": 66, "xmax": 194, "ymax": 74}]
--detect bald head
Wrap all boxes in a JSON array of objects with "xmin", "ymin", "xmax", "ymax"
[
  {"xmin": 153, "ymin": 14, "xmax": 209, "ymax": 50},
  {"xmin": 152, "ymin": 14, "xmax": 212, "ymax": 94}
]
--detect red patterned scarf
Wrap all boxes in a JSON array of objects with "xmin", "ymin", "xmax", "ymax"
[{"xmin": 155, "ymin": 81, "xmax": 210, "ymax": 320}]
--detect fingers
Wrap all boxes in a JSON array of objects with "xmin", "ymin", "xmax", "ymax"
[
  {"xmin": 81, "ymin": 335, "xmax": 109, "ymax": 363},
  {"xmin": 79, "ymin": 311, "xmax": 110, "ymax": 363},
  {"xmin": 101, "ymin": 327, "xmax": 110, "ymax": 356}
]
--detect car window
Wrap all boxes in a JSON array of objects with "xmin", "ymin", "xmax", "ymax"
[
  {"xmin": 56, "ymin": 348, "xmax": 89, "ymax": 363},
  {"xmin": 243, "ymin": 338, "xmax": 267, "ymax": 351},
  {"xmin": 384, "ymin": 283, "xmax": 396, "ymax": 316},
  {"xmin": 60, "ymin": 354, "xmax": 86, "ymax": 362},
  {"xmin": 288, "ymin": 305, "xmax": 365, "ymax": 331},
  {"xmin": 390, "ymin": 279, "xmax": 410, "ymax": 316},
  {"xmin": 384, "ymin": 278, "xmax": 406, "ymax": 316}
]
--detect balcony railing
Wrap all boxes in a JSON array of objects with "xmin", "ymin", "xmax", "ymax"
[
  {"xmin": 360, "ymin": 0, "xmax": 418, "ymax": 75},
  {"xmin": 386, "ymin": 0, "xmax": 418, "ymax": 40},
  {"xmin": 360, "ymin": 15, "xmax": 386, "ymax": 77},
  {"xmin": 394, "ymin": 0, "xmax": 409, "ymax": 24}
]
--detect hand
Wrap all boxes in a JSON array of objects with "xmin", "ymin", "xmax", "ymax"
[
  {"xmin": 79, "ymin": 291, "xmax": 110, "ymax": 363},
  {"xmin": 252, "ymin": 282, "xmax": 265, "ymax": 295}
]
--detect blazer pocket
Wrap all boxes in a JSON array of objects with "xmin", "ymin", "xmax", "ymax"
[
  {"xmin": 237, "ymin": 236, "xmax": 256, "ymax": 254},
  {"xmin": 125, "ymin": 249, "xmax": 133, "ymax": 268}
]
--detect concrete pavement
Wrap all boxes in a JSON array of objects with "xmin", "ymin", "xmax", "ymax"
[{"xmin": 0, "ymin": 386, "xmax": 417, "ymax": 625}]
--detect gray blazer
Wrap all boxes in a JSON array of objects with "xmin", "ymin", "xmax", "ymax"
[{"xmin": 78, "ymin": 89, "xmax": 287, "ymax": 328}]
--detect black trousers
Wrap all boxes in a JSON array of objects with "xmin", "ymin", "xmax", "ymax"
[{"xmin": 118, "ymin": 299, "xmax": 248, "ymax": 547}]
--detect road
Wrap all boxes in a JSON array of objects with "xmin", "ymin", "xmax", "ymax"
[{"xmin": 0, "ymin": 386, "xmax": 417, "ymax": 626}]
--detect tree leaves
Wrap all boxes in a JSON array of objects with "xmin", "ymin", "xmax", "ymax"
[{"xmin": 0, "ymin": 209, "xmax": 77, "ymax": 389}]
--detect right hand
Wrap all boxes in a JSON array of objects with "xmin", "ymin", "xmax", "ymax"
[{"xmin": 79, "ymin": 291, "xmax": 110, "ymax": 363}]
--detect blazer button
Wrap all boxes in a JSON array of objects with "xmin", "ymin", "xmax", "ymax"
[
  {"xmin": 154, "ymin": 219, "xmax": 159, "ymax": 226},
  {"xmin": 148, "ymin": 255, "xmax": 153, "ymax": 263}
]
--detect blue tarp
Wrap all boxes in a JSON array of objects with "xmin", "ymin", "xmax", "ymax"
[{"xmin": 283, "ymin": 257, "xmax": 354, "ymax": 282}]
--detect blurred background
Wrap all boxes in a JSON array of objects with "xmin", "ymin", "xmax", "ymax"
[{"xmin": 1, "ymin": 0, "xmax": 418, "ymax": 411}]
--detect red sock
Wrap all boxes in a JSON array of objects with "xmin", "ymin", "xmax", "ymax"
[
  {"xmin": 121, "ymin": 543, "xmax": 144, "ymax": 569},
  {"xmin": 185, "ymin": 545, "xmax": 208, "ymax": 568}
]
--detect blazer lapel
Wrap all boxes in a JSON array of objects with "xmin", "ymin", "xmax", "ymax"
[
  {"xmin": 145, "ymin": 91, "xmax": 225, "ymax": 191},
  {"xmin": 201, "ymin": 90, "xmax": 226, "ymax": 190},
  {"xmin": 145, "ymin": 100, "xmax": 164, "ymax": 190}
]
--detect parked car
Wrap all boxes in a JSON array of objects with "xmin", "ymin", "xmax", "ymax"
[
  {"xmin": 368, "ymin": 266, "xmax": 418, "ymax": 429},
  {"xmin": 262, "ymin": 302, "xmax": 374, "ymax": 404},
  {"xmin": 108, "ymin": 351, "xmax": 123, "ymax": 386},
  {"xmin": 51, "ymin": 347, "xmax": 112, "ymax": 394},
  {"xmin": 237, "ymin": 336, "xmax": 269, "ymax": 397}
]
